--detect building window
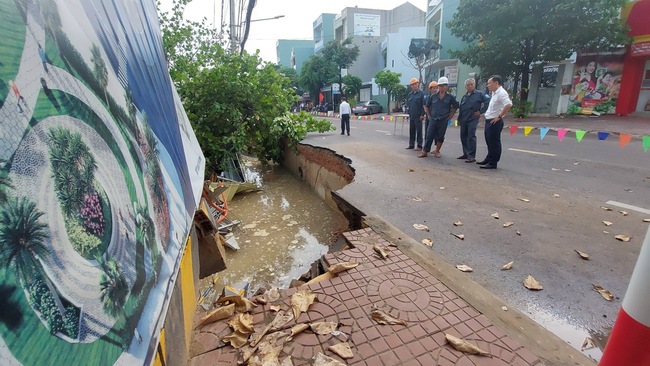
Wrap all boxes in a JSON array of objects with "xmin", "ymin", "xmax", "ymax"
[
  {"xmin": 541, "ymin": 65, "xmax": 558, "ymax": 88},
  {"xmin": 391, "ymin": 60, "xmax": 394, "ymax": 67},
  {"xmin": 642, "ymin": 68, "xmax": 650, "ymax": 89}
]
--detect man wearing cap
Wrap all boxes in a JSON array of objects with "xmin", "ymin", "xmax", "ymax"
[
  {"xmin": 457, "ymin": 78, "xmax": 490, "ymax": 163},
  {"xmin": 478, "ymin": 75, "xmax": 512, "ymax": 169},
  {"xmin": 406, "ymin": 78, "xmax": 425, "ymax": 150},
  {"xmin": 420, "ymin": 76, "xmax": 459, "ymax": 158},
  {"xmin": 424, "ymin": 81, "xmax": 438, "ymax": 141}
]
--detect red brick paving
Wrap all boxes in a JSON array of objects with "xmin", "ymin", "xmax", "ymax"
[{"xmin": 189, "ymin": 227, "xmax": 541, "ymax": 365}]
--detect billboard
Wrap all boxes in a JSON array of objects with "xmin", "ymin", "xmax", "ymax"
[
  {"xmin": 568, "ymin": 49, "xmax": 625, "ymax": 115},
  {"xmin": 354, "ymin": 13, "xmax": 381, "ymax": 37},
  {"xmin": 0, "ymin": 0, "xmax": 205, "ymax": 364}
]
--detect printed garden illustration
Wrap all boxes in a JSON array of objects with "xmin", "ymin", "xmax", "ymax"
[{"xmin": 0, "ymin": 0, "xmax": 204, "ymax": 364}]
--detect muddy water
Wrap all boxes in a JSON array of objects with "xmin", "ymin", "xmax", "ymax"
[{"xmin": 202, "ymin": 163, "xmax": 348, "ymax": 301}]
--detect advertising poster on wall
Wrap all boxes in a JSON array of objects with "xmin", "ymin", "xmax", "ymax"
[
  {"xmin": 0, "ymin": 0, "xmax": 205, "ymax": 364},
  {"xmin": 354, "ymin": 13, "xmax": 381, "ymax": 37},
  {"xmin": 568, "ymin": 48, "xmax": 625, "ymax": 115}
]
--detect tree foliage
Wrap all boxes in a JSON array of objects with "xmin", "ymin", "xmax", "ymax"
[
  {"xmin": 322, "ymin": 38, "xmax": 360, "ymax": 85},
  {"xmin": 299, "ymin": 55, "xmax": 338, "ymax": 104},
  {"xmin": 342, "ymin": 74, "xmax": 362, "ymax": 101},
  {"xmin": 447, "ymin": 0, "xmax": 629, "ymax": 102},
  {"xmin": 278, "ymin": 66, "xmax": 303, "ymax": 96},
  {"xmin": 374, "ymin": 70, "xmax": 402, "ymax": 114}
]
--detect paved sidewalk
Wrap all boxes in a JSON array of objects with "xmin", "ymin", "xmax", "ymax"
[{"xmin": 190, "ymin": 227, "xmax": 541, "ymax": 365}]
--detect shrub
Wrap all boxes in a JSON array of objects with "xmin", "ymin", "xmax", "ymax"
[
  {"xmin": 27, "ymin": 279, "xmax": 63, "ymax": 334},
  {"xmin": 81, "ymin": 191, "xmax": 104, "ymax": 237},
  {"xmin": 67, "ymin": 216, "xmax": 102, "ymax": 257},
  {"xmin": 511, "ymin": 100, "xmax": 533, "ymax": 118},
  {"xmin": 63, "ymin": 306, "xmax": 80, "ymax": 339}
]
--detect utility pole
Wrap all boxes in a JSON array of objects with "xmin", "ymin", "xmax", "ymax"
[{"xmin": 229, "ymin": 0, "xmax": 237, "ymax": 53}]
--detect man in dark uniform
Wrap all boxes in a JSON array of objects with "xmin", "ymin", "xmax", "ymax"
[
  {"xmin": 420, "ymin": 77, "xmax": 459, "ymax": 158},
  {"xmin": 457, "ymin": 78, "xmax": 490, "ymax": 163},
  {"xmin": 406, "ymin": 78, "xmax": 425, "ymax": 150}
]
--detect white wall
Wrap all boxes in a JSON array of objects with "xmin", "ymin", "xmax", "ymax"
[{"xmin": 385, "ymin": 26, "xmax": 426, "ymax": 85}]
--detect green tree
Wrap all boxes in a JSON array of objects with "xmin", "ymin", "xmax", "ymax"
[
  {"xmin": 0, "ymin": 164, "xmax": 13, "ymax": 204},
  {"xmin": 342, "ymin": 74, "xmax": 362, "ymax": 101},
  {"xmin": 90, "ymin": 44, "xmax": 109, "ymax": 106},
  {"xmin": 278, "ymin": 66, "xmax": 303, "ymax": 96},
  {"xmin": 299, "ymin": 55, "xmax": 338, "ymax": 106},
  {"xmin": 98, "ymin": 256, "xmax": 129, "ymax": 319},
  {"xmin": 374, "ymin": 70, "xmax": 402, "ymax": 115},
  {"xmin": 322, "ymin": 38, "xmax": 360, "ymax": 105},
  {"xmin": 447, "ymin": 0, "xmax": 629, "ymax": 103}
]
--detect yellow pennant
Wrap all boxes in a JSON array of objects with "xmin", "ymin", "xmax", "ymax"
[{"xmin": 524, "ymin": 126, "xmax": 534, "ymax": 136}]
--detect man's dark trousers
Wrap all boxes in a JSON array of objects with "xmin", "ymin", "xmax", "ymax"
[
  {"xmin": 409, "ymin": 116, "xmax": 423, "ymax": 148},
  {"xmin": 460, "ymin": 119, "xmax": 479, "ymax": 158},
  {"xmin": 341, "ymin": 114, "xmax": 350, "ymax": 134},
  {"xmin": 484, "ymin": 118, "xmax": 504, "ymax": 165}
]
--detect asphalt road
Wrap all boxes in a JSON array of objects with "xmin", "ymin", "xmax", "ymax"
[{"xmin": 303, "ymin": 115, "xmax": 650, "ymax": 356}]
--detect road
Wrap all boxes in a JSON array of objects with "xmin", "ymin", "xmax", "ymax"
[{"xmin": 303, "ymin": 115, "xmax": 649, "ymax": 358}]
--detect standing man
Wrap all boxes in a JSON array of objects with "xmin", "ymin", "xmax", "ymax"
[
  {"xmin": 424, "ymin": 81, "xmax": 438, "ymax": 142},
  {"xmin": 406, "ymin": 78, "xmax": 425, "ymax": 150},
  {"xmin": 339, "ymin": 97, "xmax": 351, "ymax": 136},
  {"xmin": 457, "ymin": 78, "xmax": 490, "ymax": 163},
  {"xmin": 420, "ymin": 77, "xmax": 459, "ymax": 158},
  {"xmin": 478, "ymin": 75, "xmax": 512, "ymax": 169}
]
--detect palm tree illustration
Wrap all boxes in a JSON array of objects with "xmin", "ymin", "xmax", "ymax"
[
  {"xmin": 0, "ymin": 164, "xmax": 14, "ymax": 204},
  {"xmin": 98, "ymin": 256, "xmax": 129, "ymax": 319},
  {"xmin": 90, "ymin": 44, "xmax": 109, "ymax": 107}
]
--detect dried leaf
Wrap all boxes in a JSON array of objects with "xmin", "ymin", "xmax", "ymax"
[
  {"xmin": 491, "ymin": 212, "xmax": 499, "ymax": 219},
  {"xmin": 552, "ymin": 194, "xmax": 560, "ymax": 198},
  {"xmin": 222, "ymin": 330, "xmax": 249, "ymax": 349},
  {"xmin": 310, "ymin": 321, "xmax": 338, "ymax": 335},
  {"xmin": 602, "ymin": 221, "xmax": 613, "ymax": 226},
  {"xmin": 267, "ymin": 287, "xmax": 281, "ymax": 302},
  {"xmin": 581, "ymin": 337, "xmax": 596, "ymax": 351},
  {"xmin": 373, "ymin": 245, "xmax": 390, "ymax": 259},
  {"xmin": 603, "ymin": 230, "xmax": 610, "ymax": 234},
  {"xmin": 565, "ymin": 169, "xmax": 572, "ymax": 172},
  {"xmin": 328, "ymin": 342, "xmax": 354, "ymax": 359},
  {"xmin": 216, "ymin": 295, "xmax": 258, "ymax": 313},
  {"xmin": 269, "ymin": 304, "xmax": 282, "ymax": 312},
  {"xmin": 306, "ymin": 271, "xmax": 334, "ymax": 285},
  {"xmin": 253, "ymin": 296, "xmax": 268, "ymax": 305},
  {"xmin": 439, "ymin": 186, "xmax": 446, "ymax": 190},
  {"xmin": 370, "ymin": 306, "xmax": 407, "ymax": 326},
  {"xmin": 250, "ymin": 311, "xmax": 294, "ymax": 347},
  {"xmin": 453, "ymin": 220, "xmax": 463, "ymax": 226},
  {"xmin": 501, "ymin": 261, "xmax": 513, "ymax": 270},
  {"xmin": 313, "ymin": 353, "xmax": 347, "ymax": 366},
  {"xmin": 408, "ymin": 168, "xmax": 414, "ymax": 172},
  {"xmin": 411, "ymin": 196, "xmax": 422, "ymax": 202},
  {"xmin": 280, "ymin": 356, "xmax": 294, "ymax": 366},
  {"xmin": 523, "ymin": 275, "xmax": 543, "ymax": 291},
  {"xmin": 601, "ymin": 206, "xmax": 613, "ymax": 211},
  {"xmin": 451, "ymin": 233, "xmax": 464, "ymax": 240},
  {"xmin": 518, "ymin": 198, "xmax": 530, "ymax": 202},
  {"xmin": 575, "ymin": 250, "xmax": 589, "ymax": 260},
  {"xmin": 422, "ymin": 238, "xmax": 433, "ymax": 247},
  {"xmin": 239, "ymin": 345, "xmax": 258, "ymax": 365},
  {"xmin": 510, "ymin": 209, "xmax": 519, "ymax": 212},
  {"xmin": 501, "ymin": 306, "xmax": 508, "ymax": 311},
  {"xmin": 619, "ymin": 210, "xmax": 629, "ymax": 216},
  {"xmin": 551, "ymin": 168, "xmax": 560, "ymax": 171},
  {"xmin": 291, "ymin": 289, "xmax": 316, "ymax": 319},
  {"xmin": 516, "ymin": 230, "xmax": 521, "ymax": 236},
  {"xmin": 198, "ymin": 303, "xmax": 235, "ymax": 327},
  {"xmin": 328, "ymin": 262, "xmax": 359, "ymax": 274},
  {"xmin": 286, "ymin": 323, "xmax": 309, "ymax": 342},
  {"xmin": 615, "ymin": 234, "xmax": 631, "ymax": 242},
  {"xmin": 445, "ymin": 334, "xmax": 492, "ymax": 357},
  {"xmin": 228, "ymin": 313, "xmax": 255, "ymax": 334},
  {"xmin": 503, "ymin": 221, "xmax": 514, "ymax": 228},
  {"xmin": 413, "ymin": 223, "xmax": 429, "ymax": 232},
  {"xmin": 643, "ymin": 218, "xmax": 650, "ymax": 222},
  {"xmin": 455, "ymin": 264, "xmax": 473, "ymax": 272},
  {"xmin": 593, "ymin": 284, "xmax": 614, "ymax": 301}
]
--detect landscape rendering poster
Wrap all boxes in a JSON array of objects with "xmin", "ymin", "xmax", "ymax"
[{"xmin": 0, "ymin": 0, "xmax": 205, "ymax": 364}]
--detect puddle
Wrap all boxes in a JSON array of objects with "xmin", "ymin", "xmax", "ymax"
[
  {"xmin": 525, "ymin": 303, "xmax": 608, "ymax": 362},
  {"xmin": 199, "ymin": 161, "xmax": 348, "ymax": 303}
]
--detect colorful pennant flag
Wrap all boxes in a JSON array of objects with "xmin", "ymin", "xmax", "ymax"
[
  {"xmin": 576, "ymin": 130, "xmax": 587, "ymax": 142},
  {"xmin": 509, "ymin": 125, "xmax": 518, "ymax": 135},
  {"xmin": 598, "ymin": 132, "xmax": 609, "ymax": 140},
  {"xmin": 454, "ymin": 120, "xmax": 458, "ymax": 127},
  {"xmin": 447, "ymin": 120, "xmax": 453, "ymax": 126},
  {"xmin": 524, "ymin": 126, "xmax": 533, "ymax": 136},
  {"xmin": 643, "ymin": 135, "xmax": 650, "ymax": 152},
  {"xmin": 557, "ymin": 129, "xmax": 568, "ymax": 141},
  {"xmin": 619, "ymin": 134, "xmax": 632, "ymax": 148},
  {"xmin": 540, "ymin": 127, "xmax": 549, "ymax": 140}
]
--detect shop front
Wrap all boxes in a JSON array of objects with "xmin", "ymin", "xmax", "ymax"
[{"xmin": 617, "ymin": 0, "xmax": 650, "ymax": 115}]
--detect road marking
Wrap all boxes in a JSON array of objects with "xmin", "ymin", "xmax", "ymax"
[
  {"xmin": 606, "ymin": 201, "xmax": 650, "ymax": 215},
  {"xmin": 508, "ymin": 148, "xmax": 557, "ymax": 157},
  {"xmin": 375, "ymin": 130, "xmax": 390, "ymax": 134}
]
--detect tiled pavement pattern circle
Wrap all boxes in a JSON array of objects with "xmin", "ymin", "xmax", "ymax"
[{"xmin": 190, "ymin": 228, "xmax": 540, "ymax": 365}]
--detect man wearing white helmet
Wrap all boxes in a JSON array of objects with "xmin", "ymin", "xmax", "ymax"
[{"xmin": 419, "ymin": 76, "xmax": 459, "ymax": 158}]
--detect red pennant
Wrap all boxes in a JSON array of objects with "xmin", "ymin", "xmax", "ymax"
[
  {"xmin": 619, "ymin": 134, "xmax": 632, "ymax": 148},
  {"xmin": 509, "ymin": 125, "xmax": 519, "ymax": 136}
]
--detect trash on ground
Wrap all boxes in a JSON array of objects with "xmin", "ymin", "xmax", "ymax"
[
  {"xmin": 456, "ymin": 264, "xmax": 473, "ymax": 272},
  {"xmin": 615, "ymin": 234, "xmax": 631, "ymax": 242},
  {"xmin": 602, "ymin": 221, "xmax": 613, "ymax": 226},
  {"xmin": 501, "ymin": 261, "xmax": 513, "ymax": 270},
  {"xmin": 328, "ymin": 262, "xmax": 359, "ymax": 274},
  {"xmin": 413, "ymin": 223, "xmax": 429, "ymax": 231},
  {"xmin": 445, "ymin": 333, "xmax": 492, "ymax": 357},
  {"xmin": 370, "ymin": 306, "xmax": 407, "ymax": 326},
  {"xmin": 454, "ymin": 220, "xmax": 463, "ymax": 226},
  {"xmin": 313, "ymin": 353, "xmax": 347, "ymax": 366},
  {"xmin": 523, "ymin": 275, "xmax": 543, "ymax": 291},
  {"xmin": 328, "ymin": 342, "xmax": 354, "ymax": 359},
  {"xmin": 451, "ymin": 233, "xmax": 465, "ymax": 240},
  {"xmin": 593, "ymin": 284, "xmax": 614, "ymax": 301},
  {"xmin": 503, "ymin": 221, "xmax": 514, "ymax": 228},
  {"xmin": 310, "ymin": 321, "xmax": 338, "ymax": 335},
  {"xmin": 575, "ymin": 250, "xmax": 589, "ymax": 260},
  {"xmin": 291, "ymin": 289, "xmax": 316, "ymax": 319},
  {"xmin": 197, "ymin": 303, "xmax": 235, "ymax": 327},
  {"xmin": 491, "ymin": 212, "xmax": 499, "ymax": 219},
  {"xmin": 373, "ymin": 245, "xmax": 390, "ymax": 259},
  {"xmin": 422, "ymin": 238, "xmax": 433, "ymax": 247}
]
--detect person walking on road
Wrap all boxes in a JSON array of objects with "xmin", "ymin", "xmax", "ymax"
[
  {"xmin": 38, "ymin": 43, "xmax": 49, "ymax": 73},
  {"xmin": 339, "ymin": 97, "xmax": 351, "ymax": 136},
  {"xmin": 406, "ymin": 78, "xmax": 425, "ymax": 150},
  {"xmin": 8, "ymin": 80, "xmax": 27, "ymax": 114},
  {"xmin": 478, "ymin": 75, "xmax": 512, "ymax": 169},
  {"xmin": 457, "ymin": 78, "xmax": 490, "ymax": 163},
  {"xmin": 420, "ymin": 77, "xmax": 459, "ymax": 158},
  {"xmin": 424, "ymin": 81, "xmax": 438, "ymax": 142}
]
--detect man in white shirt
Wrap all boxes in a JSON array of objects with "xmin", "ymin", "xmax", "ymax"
[
  {"xmin": 478, "ymin": 75, "xmax": 512, "ymax": 169},
  {"xmin": 339, "ymin": 97, "xmax": 351, "ymax": 136}
]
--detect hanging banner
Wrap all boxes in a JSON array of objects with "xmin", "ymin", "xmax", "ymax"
[
  {"xmin": 0, "ymin": 0, "xmax": 205, "ymax": 365},
  {"xmin": 568, "ymin": 49, "xmax": 625, "ymax": 115}
]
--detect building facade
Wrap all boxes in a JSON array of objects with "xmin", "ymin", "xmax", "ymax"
[
  {"xmin": 618, "ymin": 0, "xmax": 650, "ymax": 115},
  {"xmin": 314, "ymin": 13, "xmax": 336, "ymax": 54},
  {"xmin": 276, "ymin": 39, "xmax": 314, "ymax": 73}
]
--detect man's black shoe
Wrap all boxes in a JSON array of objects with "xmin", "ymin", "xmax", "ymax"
[
  {"xmin": 340, "ymin": 133, "xmax": 344, "ymax": 135},
  {"xmin": 480, "ymin": 164, "xmax": 497, "ymax": 169},
  {"xmin": 405, "ymin": 146, "xmax": 415, "ymax": 149},
  {"xmin": 476, "ymin": 160, "xmax": 489, "ymax": 165},
  {"xmin": 457, "ymin": 155, "xmax": 468, "ymax": 159}
]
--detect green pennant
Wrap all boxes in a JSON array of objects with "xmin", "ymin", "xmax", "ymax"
[
  {"xmin": 575, "ymin": 130, "xmax": 587, "ymax": 142},
  {"xmin": 643, "ymin": 135, "xmax": 650, "ymax": 152}
]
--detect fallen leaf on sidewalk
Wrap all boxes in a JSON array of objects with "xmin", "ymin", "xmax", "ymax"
[
  {"xmin": 601, "ymin": 206, "xmax": 613, "ymax": 211},
  {"xmin": 327, "ymin": 342, "xmax": 354, "ymax": 359},
  {"xmin": 516, "ymin": 230, "xmax": 522, "ymax": 236},
  {"xmin": 491, "ymin": 212, "xmax": 499, "ymax": 219},
  {"xmin": 328, "ymin": 262, "xmax": 359, "ymax": 274},
  {"xmin": 501, "ymin": 306, "xmax": 508, "ymax": 311},
  {"xmin": 313, "ymin": 353, "xmax": 347, "ymax": 366},
  {"xmin": 198, "ymin": 303, "xmax": 235, "ymax": 327},
  {"xmin": 216, "ymin": 295, "xmax": 257, "ymax": 313},
  {"xmin": 602, "ymin": 221, "xmax": 613, "ymax": 226},
  {"xmin": 370, "ymin": 306, "xmax": 407, "ymax": 326},
  {"xmin": 413, "ymin": 223, "xmax": 429, "ymax": 232},
  {"xmin": 456, "ymin": 264, "xmax": 473, "ymax": 272},
  {"xmin": 552, "ymin": 194, "xmax": 560, "ymax": 198},
  {"xmin": 454, "ymin": 220, "xmax": 463, "ymax": 226},
  {"xmin": 373, "ymin": 245, "xmax": 390, "ymax": 259},
  {"xmin": 643, "ymin": 218, "xmax": 650, "ymax": 222},
  {"xmin": 440, "ymin": 186, "xmax": 446, "ymax": 190},
  {"xmin": 422, "ymin": 238, "xmax": 433, "ymax": 247},
  {"xmin": 523, "ymin": 275, "xmax": 543, "ymax": 291},
  {"xmin": 510, "ymin": 209, "xmax": 519, "ymax": 212},
  {"xmin": 291, "ymin": 290, "xmax": 316, "ymax": 319},
  {"xmin": 305, "ymin": 272, "xmax": 334, "ymax": 285},
  {"xmin": 551, "ymin": 168, "xmax": 560, "ymax": 171},
  {"xmin": 222, "ymin": 331, "xmax": 249, "ymax": 349},
  {"xmin": 518, "ymin": 198, "xmax": 530, "ymax": 202},
  {"xmin": 593, "ymin": 284, "xmax": 614, "ymax": 301},
  {"xmin": 286, "ymin": 323, "xmax": 309, "ymax": 342},
  {"xmin": 411, "ymin": 196, "xmax": 422, "ymax": 202},
  {"xmin": 603, "ymin": 230, "xmax": 610, "ymax": 234},
  {"xmin": 565, "ymin": 169, "xmax": 572, "ymax": 172},
  {"xmin": 575, "ymin": 250, "xmax": 589, "ymax": 260},
  {"xmin": 615, "ymin": 234, "xmax": 631, "ymax": 242},
  {"xmin": 581, "ymin": 337, "xmax": 596, "ymax": 351},
  {"xmin": 267, "ymin": 287, "xmax": 281, "ymax": 302},
  {"xmin": 229, "ymin": 313, "xmax": 255, "ymax": 334},
  {"xmin": 451, "ymin": 233, "xmax": 465, "ymax": 240},
  {"xmin": 501, "ymin": 261, "xmax": 513, "ymax": 270},
  {"xmin": 574, "ymin": 162, "xmax": 580, "ymax": 165},
  {"xmin": 310, "ymin": 321, "xmax": 338, "ymax": 335},
  {"xmin": 269, "ymin": 304, "xmax": 282, "ymax": 312},
  {"xmin": 445, "ymin": 334, "xmax": 492, "ymax": 357},
  {"xmin": 280, "ymin": 356, "xmax": 293, "ymax": 366},
  {"xmin": 408, "ymin": 168, "xmax": 414, "ymax": 172},
  {"xmin": 503, "ymin": 222, "xmax": 514, "ymax": 228},
  {"xmin": 619, "ymin": 210, "xmax": 628, "ymax": 216}
]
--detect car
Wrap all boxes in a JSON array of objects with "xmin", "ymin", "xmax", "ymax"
[{"xmin": 353, "ymin": 100, "xmax": 383, "ymax": 115}]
